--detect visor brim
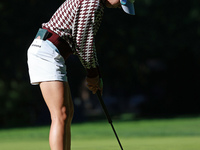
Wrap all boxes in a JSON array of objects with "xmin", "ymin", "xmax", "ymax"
[{"xmin": 121, "ymin": 2, "xmax": 135, "ymax": 15}]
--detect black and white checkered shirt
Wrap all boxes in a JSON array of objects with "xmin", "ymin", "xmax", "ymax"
[{"xmin": 42, "ymin": 0, "xmax": 104, "ymax": 70}]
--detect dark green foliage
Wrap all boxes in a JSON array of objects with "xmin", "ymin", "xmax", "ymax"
[{"xmin": 0, "ymin": 0, "xmax": 200, "ymax": 127}]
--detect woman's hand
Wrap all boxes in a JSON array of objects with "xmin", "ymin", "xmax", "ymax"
[{"xmin": 86, "ymin": 76, "xmax": 103, "ymax": 94}]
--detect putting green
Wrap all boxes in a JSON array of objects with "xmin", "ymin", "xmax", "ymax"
[
  {"xmin": 0, "ymin": 117, "xmax": 200, "ymax": 150},
  {"xmin": 0, "ymin": 136, "xmax": 200, "ymax": 150},
  {"xmin": 72, "ymin": 136, "xmax": 200, "ymax": 150}
]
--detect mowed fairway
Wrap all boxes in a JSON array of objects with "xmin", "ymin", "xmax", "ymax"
[{"xmin": 0, "ymin": 117, "xmax": 200, "ymax": 150}]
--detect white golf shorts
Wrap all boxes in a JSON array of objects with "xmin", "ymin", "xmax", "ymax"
[{"xmin": 27, "ymin": 39, "xmax": 67, "ymax": 85}]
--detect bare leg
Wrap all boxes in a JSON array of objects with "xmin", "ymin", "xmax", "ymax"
[{"xmin": 40, "ymin": 81, "xmax": 74, "ymax": 150}]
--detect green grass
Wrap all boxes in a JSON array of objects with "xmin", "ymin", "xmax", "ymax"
[{"xmin": 0, "ymin": 117, "xmax": 200, "ymax": 150}]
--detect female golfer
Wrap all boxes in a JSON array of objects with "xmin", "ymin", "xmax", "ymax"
[{"xmin": 27, "ymin": 0, "xmax": 135, "ymax": 150}]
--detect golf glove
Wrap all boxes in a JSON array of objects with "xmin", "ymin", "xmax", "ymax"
[{"xmin": 86, "ymin": 76, "xmax": 103, "ymax": 94}]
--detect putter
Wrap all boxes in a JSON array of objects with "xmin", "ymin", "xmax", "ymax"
[{"xmin": 96, "ymin": 90, "xmax": 124, "ymax": 150}]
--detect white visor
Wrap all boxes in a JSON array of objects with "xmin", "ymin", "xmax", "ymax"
[{"xmin": 121, "ymin": 0, "xmax": 135, "ymax": 15}]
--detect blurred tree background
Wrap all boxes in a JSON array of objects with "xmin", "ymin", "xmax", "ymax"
[{"xmin": 0, "ymin": 0, "xmax": 200, "ymax": 128}]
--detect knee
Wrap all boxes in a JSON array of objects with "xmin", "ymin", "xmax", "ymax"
[
  {"xmin": 61, "ymin": 106, "xmax": 74, "ymax": 121},
  {"xmin": 51, "ymin": 106, "xmax": 74, "ymax": 123}
]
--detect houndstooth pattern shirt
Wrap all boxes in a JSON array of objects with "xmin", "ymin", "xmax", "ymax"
[{"xmin": 42, "ymin": 0, "xmax": 104, "ymax": 70}]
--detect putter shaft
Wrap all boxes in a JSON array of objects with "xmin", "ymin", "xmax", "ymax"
[{"xmin": 96, "ymin": 90, "xmax": 124, "ymax": 150}]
